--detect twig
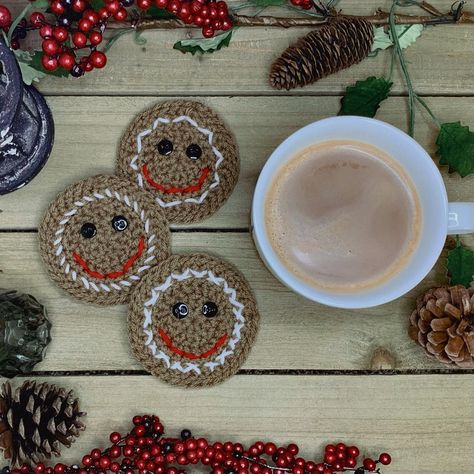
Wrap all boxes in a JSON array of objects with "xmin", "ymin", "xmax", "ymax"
[{"xmin": 105, "ymin": 8, "xmax": 474, "ymax": 30}]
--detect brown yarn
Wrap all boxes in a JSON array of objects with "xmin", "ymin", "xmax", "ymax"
[
  {"xmin": 38, "ymin": 175, "xmax": 171, "ymax": 306},
  {"xmin": 128, "ymin": 254, "xmax": 259, "ymax": 387},
  {"xmin": 116, "ymin": 100, "xmax": 239, "ymax": 224}
]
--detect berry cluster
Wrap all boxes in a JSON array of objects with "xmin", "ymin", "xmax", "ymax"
[
  {"xmin": 0, "ymin": 0, "xmax": 233, "ymax": 77},
  {"xmin": 7, "ymin": 415, "xmax": 392, "ymax": 474}
]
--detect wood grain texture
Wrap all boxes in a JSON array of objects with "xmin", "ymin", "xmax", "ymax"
[
  {"xmin": 3, "ymin": 1, "xmax": 474, "ymax": 95},
  {"xmin": 0, "ymin": 375, "xmax": 473, "ymax": 473},
  {"xmin": 1, "ymin": 232, "xmax": 472, "ymax": 372},
  {"xmin": 0, "ymin": 96, "xmax": 473, "ymax": 230}
]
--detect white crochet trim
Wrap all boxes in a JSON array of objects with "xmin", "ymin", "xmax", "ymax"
[
  {"xmin": 53, "ymin": 187, "xmax": 156, "ymax": 293},
  {"xmin": 142, "ymin": 268, "xmax": 245, "ymax": 375},
  {"xmin": 129, "ymin": 115, "xmax": 224, "ymax": 208}
]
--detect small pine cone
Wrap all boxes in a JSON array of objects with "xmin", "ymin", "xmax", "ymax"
[
  {"xmin": 409, "ymin": 285, "xmax": 474, "ymax": 368},
  {"xmin": 269, "ymin": 18, "xmax": 374, "ymax": 90},
  {"xmin": 0, "ymin": 381, "xmax": 86, "ymax": 467}
]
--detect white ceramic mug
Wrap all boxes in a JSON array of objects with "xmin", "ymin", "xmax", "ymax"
[{"xmin": 251, "ymin": 116, "xmax": 474, "ymax": 309}]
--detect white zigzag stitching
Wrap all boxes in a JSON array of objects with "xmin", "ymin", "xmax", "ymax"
[
  {"xmin": 128, "ymin": 114, "xmax": 225, "ymax": 208},
  {"xmin": 142, "ymin": 268, "xmax": 246, "ymax": 375},
  {"xmin": 53, "ymin": 187, "xmax": 156, "ymax": 293}
]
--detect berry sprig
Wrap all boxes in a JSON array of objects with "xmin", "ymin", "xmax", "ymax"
[
  {"xmin": 0, "ymin": 0, "xmax": 234, "ymax": 77},
  {"xmin": 5, "ymin": 415, "xmax": 392, "ymax": 474}
]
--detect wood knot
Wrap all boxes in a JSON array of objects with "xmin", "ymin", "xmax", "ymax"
[{"xmin": 369, "ymin": 347, "xmax": 396, "ymax": 370}]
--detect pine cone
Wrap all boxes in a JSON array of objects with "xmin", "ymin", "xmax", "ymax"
[
  {"xmin": 269, "ymin": 18, "xmax": 374, "ymax": 90},
  {"xmin": 409, "ymin": 285, "xmax": 474, "ymax": 368},
  {"xmin": 0, "ymin": 381, "xmax": 86, "ymax": 467}
]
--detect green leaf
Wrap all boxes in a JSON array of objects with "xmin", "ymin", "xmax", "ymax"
[
  {"xmin": 447, "ymin": 240, "xmax": 474, "ymax": 287},
  {"xmin": 14, "ymin": 50, "xmax": 46, "ymax": 85},
  {"xmin": 338, "ymin": 76, "xmax": 393, "ymax": 118},
  {"xmin": 173, "ymin": 29, "xmax": 233, "ymax": 55},
  {"xmin": 147, "ymin": 6, "xmax": 177, "ymax": 18},
  {"xmin": 372, "ymin": 24, "xmax": 423, "ymax": 52},
  {"xmin": 436, "ymin": 122, "xmax": 474, "ymax": 177},
  {"xmin": 89, "ymin": 0, "xmax": 106, "ymax": 8}
]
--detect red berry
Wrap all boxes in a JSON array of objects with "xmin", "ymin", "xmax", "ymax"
[
  {"xmin": 59, "ymin": 52, "xmax": 75, "ymax": 70},
  {"xmin": 110, "ymin": 463, "xmax": 120, "ymax": 473},
  {"xmin": 78, "ymin": 18, "xmax": 93, "ymax": 32},
  {"xmin": 313, "ymin": 464, "xmax": 325, "ymax": 473},
  {"xmin": 10, "ymin": 39, "xmax": 19, "ymax": 49},
  {"xmin": 134, "ymin": 425, "xmax": 146, "ymax": 437},
  {"xmin": 30, "ymin": 12, "xmax": 45, "ymax": 27},
  {"xmin": 378, "ymin": 453, "xmax": 392, "ymax": 465},
  {"xmin": 72, "ymin": 0, "xmax": 88, "ymax": 12},
  {"xmin": 155, "ymin": 0, "xmax": 169, "ymax": 8},
  {"xmin": 200, "ymin": 5, "xmax": 209, "ymax": 17},
  {"xmin": 35, "ymin": 464, "xmax": 46, "ymax": 474},
  {"xmin": 264, "ymin": 443, "xmax": 277, "ymax": 456},
  {"xmin": 83, "ymin": 9, "xmax": 99, "ymax": 24},
  {"xmin": 89, "ymin": 31, "xmax": 103, "ymax": 45},
  {"xmin": 305, "ymin": 462, "xmax": 316, "ymax": 472},
  {"xmin": 137, "ymin": 0, "xmax": 152, "ymax": 8},
  {"xmin": 191, "ymin": 0, "xmax": 202, "ymax": 12},
  {"xmin": 82, "ymin": 455, "xmax": 93, "ymax": 466},
  {"xmin": 113, "ymin": 8, "xmax": 128, "ymax": 21},
  {"xmin": 345, "ymin": 457, "xmax": 357, "ymax": 468},
  {"xmin": 178, "ymin": 3, "xmax": 191, "ymax": 19},
  {"xmin": 325, "ymin": 444, "xmax": 336, "ymax": 453},
  {"xmin": 90, "ymin": 50, "xmax": 107, "ymax": 68},
  {"xmin": 335, "ymin": 443, "xmax": 346, "ymax": 451},
  {"xmin": 109, "ymin": 431, "xmax": 122, "ymax": 444},
  {"xmin": 106, "ymin": 0, "xmax": 121, "ymax": 13},
  {"xmin": 109, "ymin": 446, "xmax": 121, "ymax": 458},
  {"xmin": 54, "ymin": 464, "xmax": 66, "ymax": 474},
  {"xmin": 91, "ymin": 449, "xmax": 102, "ymax": 460},
  {"xmin": 324, "ymin": 453, "xmax": 336, "ymax": 464},
  {"xmin": 167, "ymin": 0, "xmax": 181, "ymax": 13},
  {"xmin": 72, "ymin": 31, "xmax": 87, "ymax": 47},
  {"xmin": 212, "ymin": 19, "xmax": 222, "ymax": 30},
  {"xmin": 98, "ymin": 7, "xmax": 110, "ymax": 20},
  {"xmin": 50, "ymin": 0, "xmax": 65, "ymax": 15},
  {"xmin": 0, "ymin": 5, "xmax": 11, "ymax": 28},
  {"xmin": 100, "ymin": 457, "xmax": 111, "ymax": 469},
  {"xmin": 363, "ymin": 458, "xmax": 377, "ymax": 471},
  {"xmin": 42, "ymin": 39, "xmax": 60, "ymax": 55},
  {"xmin": 347, "ymin": 446, "xmax": 359, "ymax": 458},
  {"xmin": 40, "ymin": 25, "xmax": 53, "ymax": 38},
  {"xmin": 53, "ymin": 26, "xmax": 69, "ymax": 42},
  {"xmin": 221, "ymin": 18, "xmax": 232, "ymax": 30}
]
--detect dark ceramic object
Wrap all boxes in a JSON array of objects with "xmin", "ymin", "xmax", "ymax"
[
  {"xmin": 0, "ymin": 40, "xmax": 23, "ymax": 132},
  {"xmin": 0, "ymin": 85, "xmax": 55, "ymax": 195}
]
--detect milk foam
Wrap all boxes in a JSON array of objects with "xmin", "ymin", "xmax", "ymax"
[{"xmin": 265, "ymin": 140, "xmax": 421, "ymax": 292}]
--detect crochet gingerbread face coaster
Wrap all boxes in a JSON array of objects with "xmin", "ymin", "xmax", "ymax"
[
  {"xmin": 128, "ymin": 254, "xmax": 259, "ymax": 387},
  {"xmin": 117, "ymin": 101, "xmax": 239, "ymax": 224},
  {"xmin": 39, "ymin": 175, "xmax": 171, "ymax": 305}
]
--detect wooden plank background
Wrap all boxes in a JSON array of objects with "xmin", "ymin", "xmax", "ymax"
[{"xmin": 1, "ymin": 1, "xmax": 474, "ymax": 473}]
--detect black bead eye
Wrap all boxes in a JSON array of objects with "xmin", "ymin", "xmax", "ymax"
[
  {"xmin": 172, "ymin": 302, "xmax": 189, "ymax": 319},
  {"xmin": 157, "ymin": 139, "xmax": 173, "ymax": 156},
  {"xmin": 186, "ymin": 144, "xmax": 202, "ymax": 160},
  {"xmin": 202, "ymin": 302, "xmax": 218, "ymax": 318},
  {"xmin": 80, "ymin": 223, "xmax": 96, "ymax": 239},
  {"xmin": 112, "ymin": 215, "xmax": 128, "ymax": 232}
]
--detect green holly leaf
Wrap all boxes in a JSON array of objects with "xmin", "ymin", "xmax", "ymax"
[
  {"xmin": 436, "ymin": 122, "xmax": 474, "ymax": 177},
  {"xmin": 447, "ymin": 240, "xmax": 474, "ymax": 287},
  {"xmin": 89, "ymin": 0, "xmax": 105, "ymax": 8},
  {"xmin": 338, "ymin": 76, "xmax": 393, "ymax": 118},
  {"xmin": 173, "ymin": 29, "xmax": 233, "ymax": 55},
  {"xmin": 14, "ymin": 50, "xmax": 46, "ymax": 85},
  {"xmin": 147, "ymin": 6, "xmax": 176, "ymax": 18},
  {"xmin": 372, "ymin": 24, "xmax": 423, "ymax": 52}
]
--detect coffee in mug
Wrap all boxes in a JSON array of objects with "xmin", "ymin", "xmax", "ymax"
[{"xmin": 264, "ymin": 140, "xmax": 422, "ymax": 292}]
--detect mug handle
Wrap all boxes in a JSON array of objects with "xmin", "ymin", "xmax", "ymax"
[{"xmin": 448, "ymin": 202, "xmax": 474, "ymax": 234}]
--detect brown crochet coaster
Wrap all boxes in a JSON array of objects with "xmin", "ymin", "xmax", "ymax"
[
  {"xmin": 128, "ymin": 254, "xmax": 259, "ymax": 387},
  {"xmin": 38, "ymin": 175, "xmax": 171, "ymax": 306},
  {"xmin": 116, "ymin": 101, "xmax": 239, "ymax": 224}
]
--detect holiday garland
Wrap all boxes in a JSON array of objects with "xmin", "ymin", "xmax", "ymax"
[{"xmin": 1, "ymin": 412, "xmax": 393, "ymax": 473}]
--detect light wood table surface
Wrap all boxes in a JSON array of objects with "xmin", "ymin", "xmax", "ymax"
[{"xmin": 1, "ymin": 1, "xmax": 473, "ymax": 473}]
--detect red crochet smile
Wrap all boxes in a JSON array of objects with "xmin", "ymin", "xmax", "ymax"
[
  {"xmin": 72, "ymin": 236, "xmax": 145, "ymax": 280},
  {"xmin": 159, "ymin": 328, "xmax": 228, "ymax": 360},
  {"xmin": 142, "ymin": 164, "xmax": 211, "ymax": 194}
]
